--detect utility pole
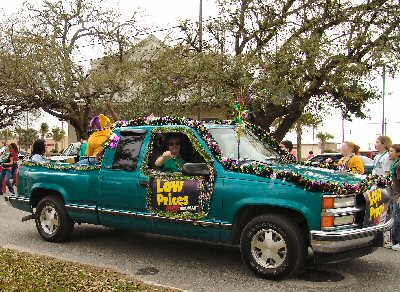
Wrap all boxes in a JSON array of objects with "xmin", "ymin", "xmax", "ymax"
[
  {"xmin": 25, "ymin": 112, "xmax": 28, "ymax": 151},
  {"xmin": 341, "ymin": 115, "xmax": 345, "ymax": 143},
  {"xmin": 199, "ymin": 0, "xmax": 203, "ymax": 52},
  {"xmin": 197, "ymin": 0, "xmax": 203, "ymax": 120},
  {"xmin": 382, "ymin": 65, "xmax": 386, "ymax": 135},
  {"xmin": 61, "ymin": 120, "xmax": 64, "ymax": 151}
]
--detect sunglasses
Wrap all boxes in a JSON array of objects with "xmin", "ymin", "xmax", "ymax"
[{"xmin": 169, "ymin": 142, "xmax": 180, "ymax": 146}]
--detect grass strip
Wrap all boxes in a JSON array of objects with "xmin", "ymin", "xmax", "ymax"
[{"xmin": 0, "ymin": 247, "xmax": 176, "ymax": 291}]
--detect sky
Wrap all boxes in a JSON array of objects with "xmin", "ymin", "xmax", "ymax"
[{"xmin": 1, "ymin": 0, "xmax": 399, "ymax": 149}]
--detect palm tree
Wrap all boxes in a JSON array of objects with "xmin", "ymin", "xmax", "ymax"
[
  {"xmin": 14, "ymin": 127, "xmax": 38, "ymax": 151},
  {"xmin": 316, "ymin": 132, "xmax": 334, "ymax": 153},
  {"xmin": 25, "ymin": 129, "xmax": 39, "ymax": 151},
  {"xmin": 51, "ymin": 127, "xmax": 66, "ymax": 153},
  {"xmin": 40, "ymin": 123, "xmax": 49, "ymax": 139}
]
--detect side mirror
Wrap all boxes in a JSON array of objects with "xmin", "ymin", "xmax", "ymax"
[{"xmin": 181, "ymin": 163, "xmax": 210, "ymax": 176}]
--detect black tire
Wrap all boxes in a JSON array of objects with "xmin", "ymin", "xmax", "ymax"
[
  {"xmin": 240, "ymin": 214, "xmax": 306, "ymax": 280},
  {"xmin": 35, "ymin": 195, "xmax": 74, "ymax": 242}
]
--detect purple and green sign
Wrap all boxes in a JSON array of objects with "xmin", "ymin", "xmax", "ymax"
[{"xmin": 151, "ymin": 178, "xmax": 202, "ymax": 213}]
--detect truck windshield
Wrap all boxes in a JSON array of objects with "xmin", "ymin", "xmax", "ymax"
[{"xmin": 208, "ymin": 127, "xmax": 279, "ymax": 163}]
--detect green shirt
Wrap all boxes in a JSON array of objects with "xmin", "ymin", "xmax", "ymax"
[
  {"xmin": 163, "ymin": 156, "xmax": 185, "ymax": 172},
  {"xmin": 79, "ymin": 142, "xmax": 88, "ymax": 161}
]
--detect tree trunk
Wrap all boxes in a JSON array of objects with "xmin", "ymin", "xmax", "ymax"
[
  {"xmin": 274, "ymin": 110, "xmax": 302, "ymax": 142},
  {"xmin": 321, "ymin": 141, "xmax": 326, "ymax": 153},
  {"xmin": 273, "ymin": 96, "xmax": 306, "ymax": 142},
  {"xmin": 249, "ymin": 102, "xmax": 285, "ymax": 132}
]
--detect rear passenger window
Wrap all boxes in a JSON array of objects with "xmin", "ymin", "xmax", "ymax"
[{"xmin": 112, "ymin": 134, "xmax": 145, "ymax": 171}]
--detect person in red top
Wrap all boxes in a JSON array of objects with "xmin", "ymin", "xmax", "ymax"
[{"xmin": 10, "ymin": 143, "xmax": 19, "ymax": 186}]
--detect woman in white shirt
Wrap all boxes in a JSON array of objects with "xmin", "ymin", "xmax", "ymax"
[
  {"xmin": 31, "ymin": 139, "xmax": 49, "ymax": 163},
  {"xmin": 372, "ymin": 135, "xmax": 392, "ymax": 176}
]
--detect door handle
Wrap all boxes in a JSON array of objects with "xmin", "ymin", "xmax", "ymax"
[{"xmin": 139, "ymin": 180, "xmax": 149, "ymax": 188}]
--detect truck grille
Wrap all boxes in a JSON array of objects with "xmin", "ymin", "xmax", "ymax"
[{"xmin": 354, "ymin": 193, "xmax": 366, "ymax": 226}]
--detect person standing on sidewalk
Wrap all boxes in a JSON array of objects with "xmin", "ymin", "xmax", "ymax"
[
  {"xmin": 0, "ymin": 144, "xmax": 15, "ymax": 195},
  {"xmin": 372, "ymin": 135, "xmax": 392, "ymax": 176},
  {"xmin": 10, "ymin": 143, "xmax": 19, "ymax": 186},
  {"xmin": 389, "ymin": 144, "xmax": 400, "ymax": 251}
]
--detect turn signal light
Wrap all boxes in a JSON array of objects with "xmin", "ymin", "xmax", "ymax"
[
  {"xmin": 321, "ymin": 216, "xmax": 334, "ymax": 228},
  {"xmin": 322, "ymin": 197, "xmax": 335, "ymax": 209}
]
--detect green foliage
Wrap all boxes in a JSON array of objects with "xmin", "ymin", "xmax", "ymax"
[
  {"xmin": 49, "ymin": 127, "xmax": 66, "ymax": 152},
  {"xmin": 39, "ymin": 123, "xmax": 49, "ymax": 139},
  {"xmin": 0, "ymin": 129, "xmax": 14, "ymax": 143},
  {"xmin": 181, "ymin": 0, "xmax": 400, "ymax": 140},
  {"xmin": 0, "ymin": 0, "xmax": 144, "ymax": 139},
  {"xmin": 14, "ymin": 127, "xmax": 38, "ymax": 151},
  {"xmin": 316, "ymin": 132, "xmax": 335, "ymax": 153},
  {"xmin": 116, "ymin": 45, "xmax": 253, "ymax": 120}
]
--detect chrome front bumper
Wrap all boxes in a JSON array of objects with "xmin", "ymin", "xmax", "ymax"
[{"xmin": 310, "ymin": 218, "xmax": 393, "ymax": 253}]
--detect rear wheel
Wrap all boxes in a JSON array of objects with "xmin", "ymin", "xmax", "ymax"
[
  {"xmin": 35, "ymin": 195, "xmax": 74, "ymax": 242},
  {"xmin": 240, "ymin": 214, "xmax": 306, "ymax": 280}
]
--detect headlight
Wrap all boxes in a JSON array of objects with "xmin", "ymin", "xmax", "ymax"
[
  {"xmin": 334, "ymin": 215, "xmax": 354, "ymax": 226},
  {"xmin": 321, "ymin": 194, "xmax": 357, "ymax": 230},
  {"xmin": 322, "ymin": 195, "xmax": 355, "ymax": 209}
]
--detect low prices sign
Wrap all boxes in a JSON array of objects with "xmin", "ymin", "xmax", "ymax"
[
  {"xmin": 363, "ymin": 187, "xmax": 392, "ymax": 227},
  {"xmin": 151, "ymin": 178, "xmax": 202, "ymax": 214}
]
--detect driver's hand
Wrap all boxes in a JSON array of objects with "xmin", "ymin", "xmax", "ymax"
[{"xmin": 162, "ymin": 151, "xmax": 174, "ymax": 160}]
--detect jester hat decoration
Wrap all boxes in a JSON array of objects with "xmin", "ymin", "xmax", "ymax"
[{"xmin": 99, "ymin": 114, "xmax": 111, "ymax": 129}]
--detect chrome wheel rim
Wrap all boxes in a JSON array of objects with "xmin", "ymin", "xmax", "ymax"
[
  {"xmin": 40, "ymin": 205, "xmax": 60, "ymax": 235},
  {"xmin": 251, "ymin": 228, "xmax": 287, "ymax": 269}
]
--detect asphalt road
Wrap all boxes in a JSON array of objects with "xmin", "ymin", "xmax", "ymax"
[{"xmin": 1, "ymin": 193, "xmax": 400, "ymax": 292}]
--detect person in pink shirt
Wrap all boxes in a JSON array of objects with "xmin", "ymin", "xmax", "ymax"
[{"xmin": 10, "ymin": 143, "xmax": 19, "ymax": 186}]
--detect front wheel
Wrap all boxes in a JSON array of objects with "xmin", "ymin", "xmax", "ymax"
[
  {"xmin": 240, "ymin": 214, "xmax": 306, "ymax": 280},
  {"xmin": 35, "ymin": 195, "xmax": 74, "ymax": 242}
]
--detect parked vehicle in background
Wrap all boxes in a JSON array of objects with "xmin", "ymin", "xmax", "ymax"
[
  {"xmin": 308, "ymin": 153, "xmax": 343, "ymax": 164},
  {"xmin": 359, "ymin": 150, "xmax": 378, "ymax": 159},
  {"xmin": 308, "ymin": 153, "xmax": 374, "ymax": 174},
  {"xmin": 359, "ymin": 155, "xmax": 374, "ymax": 175},
  {"xmin": 18, "ymin": 151, "xmax": 29, "ymax": 161},
  {"xmin": 49, "ymin": 142, "xmax": 81, "ymax": 163}
]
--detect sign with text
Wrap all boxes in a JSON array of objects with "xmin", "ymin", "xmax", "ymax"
[
  {"xmin": 150, "ymin": 178, "xmax": 202, "ymax": 213},
  {"xmin": 363, "ymin": 187, "xmax": 392, "ymax": 227}
]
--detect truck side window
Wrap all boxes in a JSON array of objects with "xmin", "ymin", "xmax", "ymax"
[
  {"xmin": 112, "ymin": 135, "xmax": 145, "ymax": 171},
  {"xmin": 148, "ymin": 132, "xmax": 205, "ymax": 171}
]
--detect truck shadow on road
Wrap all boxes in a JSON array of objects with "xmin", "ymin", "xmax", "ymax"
[{"xmin": 67, "ymin": 224, "xmax": 366, "ymax": 284}]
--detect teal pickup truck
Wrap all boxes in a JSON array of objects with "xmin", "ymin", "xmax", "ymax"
[{"xmin": 5, "ymin": 117, "xmax": 393, "ymax": 280}]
